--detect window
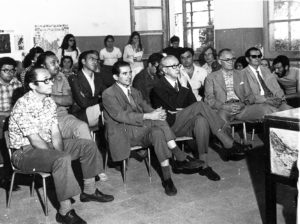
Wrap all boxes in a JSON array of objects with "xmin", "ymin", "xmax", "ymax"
[{"xmin": 264, "ymin": 0, "xmax": 300, "ymax": 59}]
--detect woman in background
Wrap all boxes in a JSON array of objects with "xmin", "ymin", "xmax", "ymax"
[
  {"xmin": 123, "ymin": 31, "xmax": 144, "ymax": 80},
  {"xmin": 57, "ymin": 34, "xmax": 80, "ymax": 66},
  {"xmin": 234, "ymin": 56, "xmax": 248, "ymax": 70}
]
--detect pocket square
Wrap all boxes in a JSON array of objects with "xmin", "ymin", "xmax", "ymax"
[{"xmin": 239, "ymin": 82, "xmax": 244, "ymax": 85}]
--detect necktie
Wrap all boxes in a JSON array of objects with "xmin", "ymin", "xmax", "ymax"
[
  {"xmin": 127, "ymin": 89, "xmax": 138, "ymax": 111},
  {"xmin": 174, "ymin": 81, "xmax": 179, "ymax": 92},
  {"xmin": 256, "ymin": 71, "xmax": 273, "ymax": 97}
]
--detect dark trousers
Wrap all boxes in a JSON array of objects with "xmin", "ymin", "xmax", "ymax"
[
  {"xmin": 172, "ymin": 102, "xmax": 225, "ymax": 156},
  {"xmin": 130, "ymin": 120, "xmax": 175, "ymax": 163},
  {"xmin": 12, "ymin": 139, "xmax": 102, "ymax": 202}
]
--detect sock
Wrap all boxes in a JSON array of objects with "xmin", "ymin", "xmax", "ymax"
[
  {"xmin": 171, "ymin": 146, "xmax": 187, "ymax": 161},
  {"xmin": 161, "ymin": 165, "xmax": 171, "ymax": 181},
  {"xmin": 83, "ymin": 178, "xmax": 96, "ymax": 194},
  {"xmin": 59, "ymin": 199, "xmax": 72, "ymax": 216}
]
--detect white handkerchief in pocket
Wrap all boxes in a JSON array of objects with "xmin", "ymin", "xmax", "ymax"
[{"xmin": 239, "ymin": 82, "xmax": 244, "ymax": 85}]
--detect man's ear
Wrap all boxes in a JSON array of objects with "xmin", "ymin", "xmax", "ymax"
[
  {"xmin": 285, "ymin": 65, "xmax": 289, "ymax": 71},
  {"xmin": 245, "ymin": 57, "xmax": 250, "ymax": 63},
  {"xmin": 29, "ymin": 82, "xmax": 36, "ymax": 90},
  {"xmin": 113, "ymin": 74, "xmax": 118, "ymax": 81}
]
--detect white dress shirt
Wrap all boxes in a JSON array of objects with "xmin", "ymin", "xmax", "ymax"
[
  {"xmin": 249, "ymin": 65, "xmax": 265, "ymax": 95},
  {"xmin": 82, "ymin": 69, "xmax": 95, "ymax": 96}
]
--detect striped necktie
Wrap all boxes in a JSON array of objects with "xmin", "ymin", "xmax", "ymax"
[{"xmin": 127, "ymin": 89, "xmax": 138, "ymax": 111}]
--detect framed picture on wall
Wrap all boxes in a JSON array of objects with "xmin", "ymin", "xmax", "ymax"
[{"xmin": 0, "ymin": 33, "xmax": 11, "ymax": 54}]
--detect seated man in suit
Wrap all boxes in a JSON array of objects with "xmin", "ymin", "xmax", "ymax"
[
  {"xmin": 151, "ymin": 56, "xmax": 251, "ymax": 180},
  {"xmin": 132, "ymin": 52, "xmax": 163, "ymax": 104},
  {"xmin": 241, "ymin": 47, "xmax": 292, "ymax": 112},
  {"xmin": 205, "ymin": 48, "xmax": 276, "ymax": 123},
  {"xmin": 102, "ymin": 61, "xmax": 204, "ymax": 196},
  {"xmin": 68, "ymin": 50, "xmax": 107, "ymax": 127},
  {"xmin": 9, "ymin": 67, "xmax": 114, "ymax": 224}
]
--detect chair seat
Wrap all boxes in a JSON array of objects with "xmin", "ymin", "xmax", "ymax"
[{"xmin": 175, "ymin": 136, "xmax": 193, "ymax": 142}]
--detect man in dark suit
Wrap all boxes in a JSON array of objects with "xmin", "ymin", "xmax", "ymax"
[
  {"xmin": 205, "ymin": 48, "xmax": 276, "ymax": 122},
  {"xmin": 102, "ymin": 61, "xmax": 204, "ymax": 196},
  {"xmin": 241, "ymin": 47, "xmax": 292, "ymax": 112},
  {"xmin": 151, "ymin": 56, "xmax": 251, "ymax": 180},
  {"xmin": 68, "ymin": 50, "xmax": 107, "ymax": 127}
]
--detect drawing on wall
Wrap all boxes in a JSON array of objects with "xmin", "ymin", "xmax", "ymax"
[
  {"xmin": 270, "ymin": 128, "xmax": 299, "ymax": 178},
  {"xmin": 34, "ymin": 24, "xmax": 69, "ymax": 54},
  {"xmin": 14, "ymin": 35, "xmax": 24, "ymax": 51},
  {"xmin": 0, "ymin": 34, "xmax": 11, "ymax": 54}
]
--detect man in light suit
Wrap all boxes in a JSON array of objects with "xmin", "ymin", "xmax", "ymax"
[
  {"xmin": 242, "ymin": 47, "xmax": 292, "ymax": 111},
  {"xmin": 102, "ymin": 61, "xmax": 204, "ymax": 196},
  {"xmin": 205, "ymin": 48, "xmax": 275, "ymax": 123}
]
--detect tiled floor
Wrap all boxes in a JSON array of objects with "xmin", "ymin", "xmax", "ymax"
[{"xmin": 0, "ymin": 132, "xmax": 297, "ymax": 224}]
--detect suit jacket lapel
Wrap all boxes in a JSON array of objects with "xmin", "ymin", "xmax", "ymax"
[
  {"xmin": 215, "ymin": 70, "xmax": 226, "ymax": 92},
  {"xmin": 78, "ymin": 70, "xmax": 93, "ymax": 96},
  {"xmin": 162, "ymin": 77, "xmax": 178, "ymax": 93}
]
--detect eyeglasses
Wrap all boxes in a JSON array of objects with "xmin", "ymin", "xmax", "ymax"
[
  {"xmin": 164, "ymin": 64, "xmax": 181, "ymax": 69},
  {"xmin": 249, "ymin": 55, "xmax": 262, "ymax": 59},
  {"xmin": 34, "ymin": 77, "xmax": 54, "ymax": 84},
  {"xmin": 219, "ymin": 57, "xmax": 236, "ymax": 62},
  {"xmin": 1, "ymin": 69, "xmax": 16, "ymax": 74}
]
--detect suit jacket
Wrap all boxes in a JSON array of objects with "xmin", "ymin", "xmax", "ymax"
[
  {"xmin": 102, "ymin": 83, "xmax": 154, "ymax": 161},
  {"xmin": 151, "ymin": 76, "xmax": 197, "ymax": 126},
  {"xmin": 68, "ymin": 70, "xmax": 107, "ymax": 123},
  {"xmin": 242, "ymin": 65, "xmax": 285, "ymax": 104},
  {"xmin": 204, "ymin": 69, "xmax": 253, "ymax": 110}
]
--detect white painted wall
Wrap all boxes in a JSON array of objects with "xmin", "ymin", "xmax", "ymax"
[{"xmin": 0, "ymin": 0, "xmax": 131, "ymax": 60}]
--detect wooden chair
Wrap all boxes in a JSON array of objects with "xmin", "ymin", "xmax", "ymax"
[{"xmin": 4, "ymin": 131, "xmax": 51, "ymax": 216}]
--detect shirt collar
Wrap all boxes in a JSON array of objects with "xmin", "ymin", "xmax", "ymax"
[
  {"xmin": 82, "ymin": 69, "xmax": 94, "ymax": 81},
  {"xmin": 0, "ymin": 77, "xmax": 19, "ymax": 86},
  {"xmin": 164, "ymin": 76, "xmax": 177, "ymax": 87},
  {"xmin": 116, "ymin": 82, "xmax": 130, "ymax": 96},
  {"xmin": 249, "ymin": 65, "xmax": 262, "ymax": 75}
]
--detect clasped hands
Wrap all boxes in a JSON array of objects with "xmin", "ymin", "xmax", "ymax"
[
  {"xmin": 222, "ymin": 102, "xmax": 245, "ymax": 115},
  {"xmin": 145, "ymin": 107, "xmax": 167, "ymax": 121},
  {"xmin": 265, "ymin": 96, "xmax": 283, "ymax": 108}
]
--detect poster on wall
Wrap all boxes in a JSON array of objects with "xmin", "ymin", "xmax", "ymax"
[
  {"xmin": 270, "ymin": 128, "xmax": 299, "ymax": 178},
  {"xmin": 14, "ymin": 35, "xmax": 24, "ymax": 51},
  {"xmin": 34, "ymin": 24, "xmax": 69, "ymax": 54},
  {"xmin": 0, "ymin": 33, "xmax": 11, "ymax": 54}
]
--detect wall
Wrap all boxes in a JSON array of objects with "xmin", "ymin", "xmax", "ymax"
[{"xmin": 0, "ymin": 0, "xmax": 131, "ymax": 60}]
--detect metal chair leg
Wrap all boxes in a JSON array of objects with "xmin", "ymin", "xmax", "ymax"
[
  {"xmin": 42, "ymin": 177, "xmax": 48, "ymax": 216},
  {"xmin": 7, "ymin": 172, "xmax": 16, "ymax": 208},
  {"xmin": 31, "ymin": 175, "xmax": 35, "ymax": 197},
  {"xmin": 104, "ymin": 150, "xmax": 108, "ymax": 173},
  {"xmin": 252, "ymin": 128, "xmax": 255, "ymax": 141},
  {"xmin": 231, "ymin": 126, "xmax": 235, "ymax": 138},
  {"xmin": 147, "ymin": 148, "xmax": 152, "ymax": 182},
  {"xmin": 243, "ymin": 122, "xmax": 247, "ymax": 142},
  {"xmin": 122, "ymin": 159, "xmax": 127, "ymax": 184}
]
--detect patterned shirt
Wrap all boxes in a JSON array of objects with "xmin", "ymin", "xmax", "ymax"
[
  {"xmin": 222, "ymin": 70, "xmax": 239, "ymax": 102},
  {"xmin": 0, "ymin": 77, "xmax": 22, "ymax": 112},
  {"xmin": 9, "ymin": 91, "xmax": 58, "ymax": 149}
]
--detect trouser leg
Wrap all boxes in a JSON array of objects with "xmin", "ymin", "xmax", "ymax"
[
  {"xmin": 15, "ymin": 146, "xmax": 80, "ymax": 202},
  {"xmin": 236, "ymin": 104, "xmax": 277, "ymax": 121},
  {"xmin": 63, "ymin": 139, "xmax": 102, "ymax": 179}
]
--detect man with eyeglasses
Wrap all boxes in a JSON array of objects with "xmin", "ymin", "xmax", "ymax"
[
  {"xmin": 8, "ymin": 67, "xmax": 114, "ymax": 224},
  {"xmin": 205, "ymin": 48, "xmax": 276, "ymax": 123},
  {"xmin": 133, "ymin": 52, "xmax": 164, "ymax": 104},
  {"xmin": 0, "ymin": 57, "xmax": 23, "ymax": 191},
  {"xmin": 242, "ymin": 47, "xmax": 292, "ymax": 111},
  {"xmin": 179, "ymin": 47, "xmax": 208, "ymax": 101},
  {"xmin": 151, "ymin": 55, "xmax": 252, "ymax": 180}
]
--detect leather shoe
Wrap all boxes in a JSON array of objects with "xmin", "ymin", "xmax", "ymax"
[
  {"xmin": 173, "ymin": 156, "xmax": 204, "ymax": 171},
  {"xmin": 228, "ymin": 141, "xmax": 252, "ymax": 155},
  {"xmin": 80, "ymin": 189, "xmax": 114, "ymax": 203},
  {"xmin": 56, "ymin": 209, "xmax": 86, "ymax": 224},
  {"xmin": 199, "ymin": 167, "xmax": 221, "ymax": 181},
  {"xmin": 162, "ymin": 178, "xmax": 177, "ymax": 196}
]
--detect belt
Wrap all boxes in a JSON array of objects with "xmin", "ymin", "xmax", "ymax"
[{"xmin": 225, "ymin": 99, "xmax": 240, "ymax": 104}]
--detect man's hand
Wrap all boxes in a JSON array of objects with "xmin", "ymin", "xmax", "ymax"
[
  {"xmin": 178, "ymin": 69, "xmax": 188, "ymax": 88},
  {"xmin": 265, "ymin": 97, "xmax": 282, "ymax": 108},
  {"xmin": 222, "ymin": 103, "xmax": 245, "ymax": 115},
  {"xmin": 143, "ymin": 107, "xmax": 166, "ymax": 121}
]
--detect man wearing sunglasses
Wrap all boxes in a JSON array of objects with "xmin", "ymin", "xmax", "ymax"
[
  {"xmin": 242, "ymin": 47, "xmax": 292, "ymax": 111},
  {"xmin": 204, "ymin": 48, "xmax": 275, "ymax": 123},
  {"xmin": 133, "ymin": 52, "xmax": 164, "ymax": 104},
  {"xmin": 151, "ymin": 55, "xmax": 252, "ymax": 181}
]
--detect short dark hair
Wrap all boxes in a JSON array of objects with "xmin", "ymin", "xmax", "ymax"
[
  {"xmin": 147, "ymin": 53, "xmax": 164, "ymax": 65},
  {"xmin": 78, "ymin": 50, "xmax": 99, "ymax": 70},
  {"xmin": 60, "ymin": 56, "xmax": 73, "ymax": 68},
  {"xmin": 112, "ymin": 61, "xmax": 130, "ymax": 76},
  {"xmin": 35, "ymin": 51, "xmax": 56, "ymax": 67},
  {"xmin": 180, "ymin": 47, "xmax": 194, "ymax": 57},
  {"xmin": 245, "ymin": 47, "xmax": 262, "ymax": 58},
  {"xmin": 273, "ymin": 55, "xmax": 290, "ymax": 68},
  {"xmin": 218, "ymin": 48, "xmax": 232, "ymax": 58},
  {"xmin": 170, "ymin": 35, "xmax": 180, "ymax": 43},
  {"xmin": 0, "ymin": 57, "xmax": 16, "ymax": 70},
  {"xmin": 24, "ymin": 66, "xmax": 44, "ymax": 92},
  {"xmin": 22, "ymin": 47, "xmax": 44, "ymax": 68},
  {"xmin": 234, "ymin": 56, "xmax": 248, "ymax": 69},
  {"xmin": 104, "ymin": 35, "xmax": 114, "ymax": 47}
]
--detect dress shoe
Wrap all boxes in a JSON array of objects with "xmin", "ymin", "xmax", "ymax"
[
  {"xmin": 228, "ymin": 141, "xmax": 252, "ymax": 155},
  {"xmin": 162, "ymin": 178, "xmax": 177, "ymax": 196},
  {"xmin": 199, "ymin": 167, "xmax": 221, "ymax": 181},
  {"xmin": 80, "ymin": 189, "xmax": 114, "ymax": 203},
  {"xmin": 56, "ymin": 209, "xmax": 86, "ymax": 224},
  {"xmin": 173, "ymin": 156, "xmax": 204, "ymax": 171}
]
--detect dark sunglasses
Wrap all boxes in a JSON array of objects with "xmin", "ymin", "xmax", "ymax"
[
  {"xmin": 249, "ymin": 54, "xmax": 262, "ymax": 59},
  {"xmin": 68, "ymin": 39, "xmax": 75, "ymax": 42},
  {"xmin": 34, "ymin": 77, "xmax": 54, "ymax": 84}
]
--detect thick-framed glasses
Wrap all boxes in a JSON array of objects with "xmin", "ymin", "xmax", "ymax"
[
  {"xmin": 1, "ymin": 69, "xmax": 16, "ymax": 74},
  {"xmin": 250, "ymin": 55, "xmax": 262, "ymax": 59},
  {"xmin": 34, "ymin": 77, "xmax": 54, "ymax": 84},
  {"xmin": 164, "ymin": 64, "xmax": 181, "ymax": 69},
  {"xmin": 219, "ymin": 58, "xmax": 236, "ymax": 62}
]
